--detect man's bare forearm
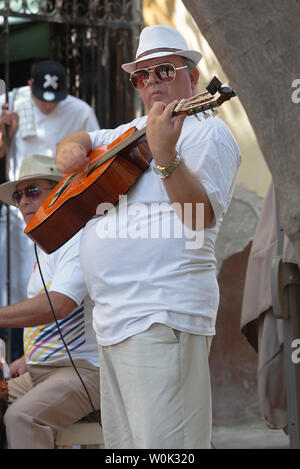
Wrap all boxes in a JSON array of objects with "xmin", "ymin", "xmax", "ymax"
[
  {"xmin": 56, "ymin": 130, "xmax": 92, "ymax": 154},
  {"xmin": 56, "ymin": 131, "xmax": 92, "ymax": 173},
  {"xmin": 0, "ymin": 291, "xmax": 77, "ymax": 328}
]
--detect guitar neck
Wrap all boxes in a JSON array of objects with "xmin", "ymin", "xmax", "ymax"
[
  {"xmin": 93, "ymin": 79, "xmax": 236, "ymax": 167},
  {"xmin": 94, "ymin": 96, "xmax": 214, "ymax": 167},
  {"xmin": 93, "ymin": 127, "xmax": 147, "ymax": 167}
]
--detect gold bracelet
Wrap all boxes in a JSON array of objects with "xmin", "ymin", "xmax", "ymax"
[{"xmin": 153, "ymin": 153, "xmax": 181, "ymax": 179}]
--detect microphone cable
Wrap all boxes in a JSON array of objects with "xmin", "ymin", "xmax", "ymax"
[{"xmin": 34, "ymin": 243, "xmax": 102, "ymax": 429}]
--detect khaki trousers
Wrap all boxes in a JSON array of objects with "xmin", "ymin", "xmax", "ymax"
[
  {"xmin": 99, "ymin": 323, "xmax": 212, "ymax": 449},
  {"xmin": 4, "ymin": 359, "xmax": 100, "ymax": 449}
]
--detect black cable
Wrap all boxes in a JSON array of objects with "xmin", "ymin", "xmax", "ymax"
[{"xmin": 34, "ymin": 243, "xmax": 102, "ymax": 429}]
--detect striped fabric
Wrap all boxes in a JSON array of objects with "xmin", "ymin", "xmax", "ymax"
[{"xmin": 24, "ymin": 304, "xmax": 85, "ymax": 364}]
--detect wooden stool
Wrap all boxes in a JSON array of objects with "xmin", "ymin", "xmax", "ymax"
[{"xmin": 55, "ymin": 411, "xmax": 105, "ymax": 449}]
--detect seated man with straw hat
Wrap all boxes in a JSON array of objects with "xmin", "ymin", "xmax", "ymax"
[{"xmin": 0, "ymin": 154, "xmax": 100, "ymax": 449}]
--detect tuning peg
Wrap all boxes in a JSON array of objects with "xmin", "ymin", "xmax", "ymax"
[{"xmin": 192, "ymin": 112, "xmax": 202, "ymax": 122}]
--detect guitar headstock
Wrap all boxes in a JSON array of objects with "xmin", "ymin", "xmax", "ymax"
[{"xmin": 173, "ymin": 76, "xmax": 236, "ymax": 118}]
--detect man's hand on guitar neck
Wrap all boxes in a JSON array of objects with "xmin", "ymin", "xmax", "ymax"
[
  {"xmin": 56, "ymin": 130, "xmax": 92, "ymax": 174},
  {"xmin": 146, "ymin": 99, "xmax": 186, "ymax": 167}
]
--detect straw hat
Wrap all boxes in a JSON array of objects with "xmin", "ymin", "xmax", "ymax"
[
  {"xmin": 122, "ymin": 25, "xmax": 202, "ymax": 73},
  {"xmin": 0, "ymin": 154, "xmax": 63, "ymax": 207}
]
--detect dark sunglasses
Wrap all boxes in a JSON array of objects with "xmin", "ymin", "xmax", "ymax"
[
  {"xmin": 12, "ymin": 184, "xmax": 53, "ymax": 206},
  {"xmin": 129, "ymin": 63, "xmax": 187, "ymax": 89}
]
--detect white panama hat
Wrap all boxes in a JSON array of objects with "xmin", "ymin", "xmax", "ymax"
[
  {"xmin": 0, "ymin": 154, "xmax": 63, "ymax": 207},
  {"xmin": 122, "ymin": 25, "xmax": 202, "ymax": 73}
]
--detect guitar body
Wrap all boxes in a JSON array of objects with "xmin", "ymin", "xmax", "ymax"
[{"xmin": 25, "ymin": 127, "xmax": 152, "ymax": 253}]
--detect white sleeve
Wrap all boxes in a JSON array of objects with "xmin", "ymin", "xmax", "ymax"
[
  {"xmin": 89, "ymin": 116, "xmax": 147, "ymax": 148},
  {"xmin": 177, "ymin": 117, "xmax": 241, "ymax": 222},
  {"xmin": 192, "ymin": 140, "xmax": 239, "ymax": 221},
  {"xmin": 83, "ymin": 106, "xmax": 100, "ymax": 132},
  {"xmin": 48, "ymin": 231, "xmax": 88, "ymax": 305}
]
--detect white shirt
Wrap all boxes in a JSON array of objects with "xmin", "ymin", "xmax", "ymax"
[
  {"xmin": 25, "ymin": 231, "xmax": 99, "ymax": 366},
  {"xmin": 80, "ymin": 113, "xmax": 241, "ymax": 346},
  {"xmin": 1, "ymin": 87, "xmax": 99, "ymax": 181}
]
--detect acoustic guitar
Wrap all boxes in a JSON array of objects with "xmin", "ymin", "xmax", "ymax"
[{"xmin": 25, "ymin": 76, "xmax": 236, "ymax": 254}]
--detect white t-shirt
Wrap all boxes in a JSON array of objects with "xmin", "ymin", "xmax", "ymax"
[
  {"xmin": 0, "ymin": 88, "xmax": 100, "ymax": 307},
  {"xmin": 1, "ymin": 87, "xmax": 99, "ymax": 181},
  {"xmin": 80, "ymin": 113, "xmax": 241, "ymax": 346},
  {"xmin": 24, "ymin": 231, "xmax": 99, "ymax": 367}
]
